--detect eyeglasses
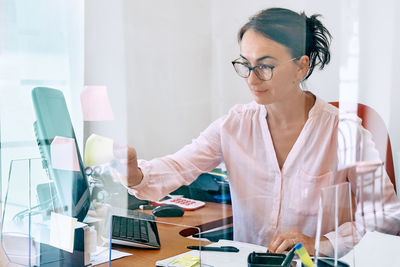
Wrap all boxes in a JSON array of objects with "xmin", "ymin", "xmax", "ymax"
[{"xmin": 231, "ymin": 57, "xmax": 297, "ymax": 81}]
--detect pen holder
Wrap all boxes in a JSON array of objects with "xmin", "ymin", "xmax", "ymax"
[{"xmin": 248, "ymin": 252, "xmax": 291, "ymax": 267}]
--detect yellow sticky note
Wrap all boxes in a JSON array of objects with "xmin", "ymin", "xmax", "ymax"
[
  {"xmin": 50, "ymin": 212, "xmax": 77, "ymax": 253},
  {"xmin": 84, "ymin": 134, "xmax": 114, "ymax": 166},
  {"xmin": 169, "ymin": 254, "xmax": 200, "ymax": 267}
]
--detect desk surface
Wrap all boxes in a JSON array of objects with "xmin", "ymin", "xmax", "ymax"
[{"xmin": 97, "ymin": 202, "xmax": 233, "ymax": 267}]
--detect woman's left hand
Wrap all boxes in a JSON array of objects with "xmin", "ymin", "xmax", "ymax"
[{"xmin": 267, "ymin": 230, "xmax": 315, "ymax": 254}]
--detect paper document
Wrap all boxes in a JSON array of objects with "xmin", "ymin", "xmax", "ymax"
[
  {"xmin": 156, "ymin": 239, "xmax": 267, "ymax": 267},
  {"xmin": 90, "ymin": 246, "xmax": 132, "ymax": 266},
  {"xmin": 49, "ymin": 212, "xmax": 78, "ymax": 253},
  {"xmin": 340, "ymin": 231, "xmax": 400, "ymax": 267}
]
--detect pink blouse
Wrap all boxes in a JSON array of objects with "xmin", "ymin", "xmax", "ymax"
[{"xmin": 128, "ymin": 96, "xmax": 399, "ymax": 256}]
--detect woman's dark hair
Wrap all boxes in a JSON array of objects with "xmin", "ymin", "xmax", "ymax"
[{"xmin": 238, "ymin": 8, "xmax": 332, "ymax": 80}]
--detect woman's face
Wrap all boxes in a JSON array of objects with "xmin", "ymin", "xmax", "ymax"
[{"xmin": 239, "ymin": 29, "xmax": 306, "ymax": 105}]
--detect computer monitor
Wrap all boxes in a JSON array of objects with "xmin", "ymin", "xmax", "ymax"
[{"xmin": 32, "ymin": 87, "xmax": 90, "ymax": 222}]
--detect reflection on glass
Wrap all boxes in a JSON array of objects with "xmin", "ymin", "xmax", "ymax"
[
  {"xmin": 314, "ymin": 182, "xmax": 355, "ymax": 266},
  {"xmin": 354, "ymin": 162, "xmax": 386, "ymax": 234}
]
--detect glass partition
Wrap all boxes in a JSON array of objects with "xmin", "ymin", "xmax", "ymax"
[
  {"xmin": 314, "ymin": 182, "xmax": 355, "ymax": 266},
  {"xmin": 1, "ymin": 158, "xmax": 43, "ymax": 266},
  {"xmin": 11, "ymin": 169, "xmax": 115, "ymax": 267},
  {"xmin": 2, "ymin": 1, "xmax": 400, "ymax": 267},
  {"xmin": 1, "ymin": 158, "xmax": 111, "ymax": 266}
]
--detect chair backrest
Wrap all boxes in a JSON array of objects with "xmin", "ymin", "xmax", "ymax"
[{"xmin": 329, "ymin": 102, "xmax": 396, "ymax": 193}]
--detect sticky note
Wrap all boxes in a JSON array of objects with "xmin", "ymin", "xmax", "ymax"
[
  {"xmin": 84, "ymin": 134, "xmax": 114, "ymax": 166},
  {"xmin": 80, "ymin": 85, "xmax": 114, "ymax": 121},
  {"xmin": 169, "ymin": 254, "xmax": 200, "ymax": 267},
  {"xmin": 50, "ymin": 212, "xmax": 78, "ymax": 253},
  {"xmin": 50, "ymin": 136, "xmax": 80, "ymax": 171}
]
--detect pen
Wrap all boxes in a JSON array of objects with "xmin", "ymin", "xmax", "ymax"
[
  {"xmin": 139, "ymin": 204, "xmax": 157, "ymax": 210},
  {"xmin": 281, "ymin": 246, "xmax": 296, "ymax": 266},
  {"xmin": 187, "ymin": 246, "xmax": 239, "ymax": 252}
]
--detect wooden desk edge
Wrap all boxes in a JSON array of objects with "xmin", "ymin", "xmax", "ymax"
[{"xmin": 97, "ymin": 202, "xmax": 233, "ymax": 267}]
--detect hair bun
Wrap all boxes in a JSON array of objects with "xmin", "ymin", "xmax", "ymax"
[{"xmin": 304, "ymin": 13, "xmax": 332, "ymax": 77}]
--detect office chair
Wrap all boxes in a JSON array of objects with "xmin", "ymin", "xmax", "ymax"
[{"xmin": 329, "ymin": 102, "xmax": 396, "ymax": 193}]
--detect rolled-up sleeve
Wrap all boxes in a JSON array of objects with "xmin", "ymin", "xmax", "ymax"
[{"xmin": 127, "ymin": 116, "xmax": 225, "ymax": 201}]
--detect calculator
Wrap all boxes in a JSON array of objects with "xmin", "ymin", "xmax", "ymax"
[{"xmin": 152, "ymin": 196, "xmax": 206, "ymax": 211}]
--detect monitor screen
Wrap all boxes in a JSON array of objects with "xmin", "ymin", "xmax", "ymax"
[{"xmin": 32, "ymin": 87, "xmax": 90, "ymax": 222}]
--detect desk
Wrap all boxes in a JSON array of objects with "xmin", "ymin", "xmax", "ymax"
[{"xmin": 96, "ymin": 202, "xmax": 233, "ymax": 267}]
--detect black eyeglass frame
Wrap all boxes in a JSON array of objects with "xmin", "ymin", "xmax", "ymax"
[{"xmin": 231, "ymin": 57, "xmax": 297, "ymax": 81}]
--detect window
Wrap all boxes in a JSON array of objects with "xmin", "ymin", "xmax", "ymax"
[{"xmin": 0, "ymin": 0, "xmax": 83, "ymax": 203}]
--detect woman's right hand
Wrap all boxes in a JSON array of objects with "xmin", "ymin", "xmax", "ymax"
[{"xmin": 112, "ymin": 143, "xmax": 143, "ymax": 188}]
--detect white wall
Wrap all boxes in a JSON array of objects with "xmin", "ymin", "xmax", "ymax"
[
  {"xmin": 85, "ymin": 0, "xmax": 400, "ymax": 189},
  {"xmin": 389, "ymin": 0, "xmax": 400, "ymax": 189},
  {"xmin": 85, "ymin": 0, "xmax": 213, "ymax": 159},
  {"xmin": 84, "ymin": 0, "xmax": 128, "ymax": 145},
  {"xmin": 123, "ymin": 0, "xmax": 213, "ymax": 159}
]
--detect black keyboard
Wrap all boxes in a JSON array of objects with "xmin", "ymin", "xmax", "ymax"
[{"xmin": 111, "ymin": 212, "xmax": 160, "ymax": 249}]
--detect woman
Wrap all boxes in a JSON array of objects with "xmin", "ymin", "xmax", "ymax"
[{"xmin": 114, "ymin": 8, "xmax": 399, "ymax": 256}]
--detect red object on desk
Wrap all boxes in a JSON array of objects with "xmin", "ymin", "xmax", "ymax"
[{"xmin": 151, "ymin": 197, "xmax": 206, "ymax": 211}]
